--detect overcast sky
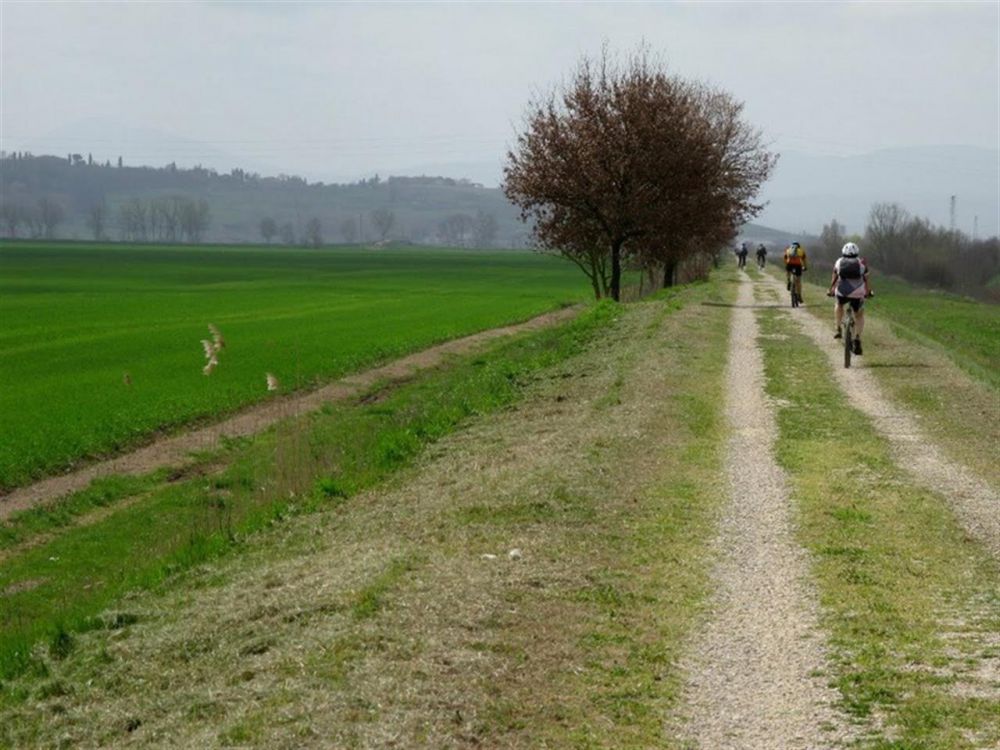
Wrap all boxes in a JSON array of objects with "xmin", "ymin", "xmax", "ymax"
[{"xmin": 2, "ymin": 1, "xmax": 998, "ymax": 185}]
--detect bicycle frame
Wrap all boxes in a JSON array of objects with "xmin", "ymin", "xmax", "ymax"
[
  {"xmin": 790, "ymin": 273, "xmax": 803, "ymax": 307},
  {"xmin": 842, "ymin": 305, "xmax": 856, "ymax": 368}
]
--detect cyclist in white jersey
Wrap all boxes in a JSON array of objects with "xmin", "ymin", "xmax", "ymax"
[{"xmin": 827, "ymin": 242, "xmax": 871, "ymax": 355}]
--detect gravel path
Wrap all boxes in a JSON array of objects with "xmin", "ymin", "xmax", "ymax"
[
  {"xmin": 764, "ymin": 274, "xmax": 1000, "ymax": 561},
  {"xmin": 681, "ymin": 272, "xmax": 852, "ymax": 749},
  {"xmin": 0, "ymin": 306, "xmax": 579, "ymax": 520}
]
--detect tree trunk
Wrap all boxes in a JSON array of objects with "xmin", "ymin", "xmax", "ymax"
[
  {"xmin": 590, "ymin": 273, "xmax": 602, "ymax": 300},
  {"xmin": 610, "ymin": 241, "xmax": 623, "ymax": 301},
  {"xmin": 662, "ymin": 260, "xmax": 677, "ymax": 288}
]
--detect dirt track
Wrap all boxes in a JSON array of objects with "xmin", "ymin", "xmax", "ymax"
[
  {"xmin": 763, "ymin": 274, "xmax": 1000, "ymax": 561},
  {"xmin": 0, "ymin": 306, "xmax": 579, "ymax": 520},
  {"xmin": 681, "ymin": 272, "xmax": 852, "ymax": 748}
]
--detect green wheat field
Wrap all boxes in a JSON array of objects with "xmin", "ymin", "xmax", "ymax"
[{"xmin": 0, "ymin": 242, "xmax": 589, "ymax": 490}]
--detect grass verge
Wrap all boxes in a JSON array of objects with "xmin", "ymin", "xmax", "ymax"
[
  {"xmin": 864, "ymin": 275, "xmax": 998, "ymax": 389},
  {"xmin": 779, "ymin": 268, "xmax": 999, "ymax": 488},
  {"xmin": 0, "ymin": 301, "xmax": 614, "ymax": 684},
  {"xmin": 2, "ymin": 272, "xmax": 737, "ymax": 748},
  {"xmin": 758, "ymin": 305, "xmax": 1000, "ymax": 749}
]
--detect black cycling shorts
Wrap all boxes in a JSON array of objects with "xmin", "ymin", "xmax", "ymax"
[
  {"xmin": 836, "ymin": 296, "xmax": 864, "ymax": 312},
  {"xmin": 785, "ymin": 264, "xmax": 803, "ymax": 276}
]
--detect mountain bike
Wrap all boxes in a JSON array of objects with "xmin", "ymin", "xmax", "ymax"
[
  {"xmin": 789, "ymin": 271, "xmax": 803, "ymax": 308},
  {"xmin": 841, "ymin": 304, "xmax": 856, "ymax": 367},
  {"xmin": 829, "ymin": 291, "xmax": 873, "ymax": 368}
]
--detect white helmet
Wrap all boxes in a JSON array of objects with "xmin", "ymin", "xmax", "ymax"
[{"xmin": 841, "ymin": 242, "xmax": 860, "ymax": 257}]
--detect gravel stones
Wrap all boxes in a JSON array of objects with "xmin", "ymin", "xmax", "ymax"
[{"xmin": 680, "ymin": 273, "xmax": 853, "ymax": 749}]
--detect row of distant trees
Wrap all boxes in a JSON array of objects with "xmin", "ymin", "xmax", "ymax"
[
  {"xmin": 257, "ymin": 208, "xmax": 500, "ymax": 248},
  {"xmin": 816, "ymin": 203, "xmax": 1000, "ymax": 301},
  {"xmin": 112, "ymin": 196, "xmax": 211, "ymax": 243},
  {"xmin": 1, "ymin": 197, "xmax": 66, "ymax": 239},
  {"xmin": 2, "ymin": 151, "xmax": 520, "ymax": 245},
  {"xmin": 0, "ymin": 194, "xmax": 211, "ymax": 243},
  {"xmin": 0, "ymin": 193, "xmax": 501, "ymax": 248},
  {"xmin": 258, "ymin": 217, "xmax": 324, "ymax": 248}
]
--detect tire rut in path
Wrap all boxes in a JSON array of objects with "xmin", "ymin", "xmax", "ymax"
[
  {"xmin": 0, "ymin": 306, "xmax": 579, "ymax": 520},
  {"xmin": 680, "ymin": 272, "xmax": 853, "ymax": 749},
  {"xmin": 764, "ymin": 274, "xmax": 1000, "ymax": 561}
]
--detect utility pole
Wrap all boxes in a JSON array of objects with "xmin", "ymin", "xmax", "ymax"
[
  {"xmin": 949, "ymin": 195, "xmax": 956, "ymax": 231},
  {"xmin": 973, "ymin": 215, "xmax": 978, "ymax": 241}
]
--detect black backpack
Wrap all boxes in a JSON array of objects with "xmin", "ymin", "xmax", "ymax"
[{"xmin": 839, "ymin": 258, "xmax": 862, "ymax": 280}]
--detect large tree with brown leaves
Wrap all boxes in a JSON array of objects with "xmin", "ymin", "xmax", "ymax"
[{"xmin": 504, "ymin": 47, "xmax": 776, "ymax": 300}]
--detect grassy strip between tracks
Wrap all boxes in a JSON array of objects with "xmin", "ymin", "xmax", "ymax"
[
  {"xmin": 0, "ymin": 300, "xmax": 614, "ymax": 684},
  {"xmin": 758, "ymin": 306, "xmax": 1000, "ymax": 750},
  {"xmin": 766, "ymin": 266, "xmax": 999, "ymax": 388},
  {"xmin": 1, "ymin": 273, "xmax": 735, "ymax": 748},
  {"xmin": 784, "ymin": 268, "xmax": 999, "ymax": 488}
]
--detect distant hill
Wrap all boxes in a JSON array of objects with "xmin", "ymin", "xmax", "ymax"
[
  {"xmin": 755, "ymin": 145, "xmax": 999, "ymax": 238},
  {"xmin": 737, "ymin": 223, "xmax": 816, "ymax": 249},
  {"xmin": 1, "ymin": 153, "xmax": 801, "ymax": 250},
  {"xmin": 0, "ymin": 154, "xmax": 530, "ymax": 247}
]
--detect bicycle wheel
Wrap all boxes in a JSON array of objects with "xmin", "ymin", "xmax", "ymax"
[{"xmin": 844, "ymin": 323, "xmax": 853, "ymax": 368}]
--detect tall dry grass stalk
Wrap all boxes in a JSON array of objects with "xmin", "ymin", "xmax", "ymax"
[
  {"xmin": 201, "ymin": 324, "xmax": 224, "ymax": 375},
  {"xmin": 208, "ymin": 324, "xmax": 225, "ymax": 350}
]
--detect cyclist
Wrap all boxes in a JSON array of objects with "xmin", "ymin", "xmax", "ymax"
[
  {"xmin": 783, "ymin": 241, "xmax": 808, "ymax": 299},
  {"xmin": 827, "ymin": 241, "xmax": 871, "ymax": 355},
  {"xmin": 755, "ymin": 243, "xmax": 767, "ymax": 268},
  {"xmin": 736, "ymin": 242, "xmax": 749, "ymax": 269}
]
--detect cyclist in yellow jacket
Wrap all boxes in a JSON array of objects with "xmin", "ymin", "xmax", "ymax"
[{"xmin": 783, "ymin": 241, "xmax": 808, "ymax": 299}]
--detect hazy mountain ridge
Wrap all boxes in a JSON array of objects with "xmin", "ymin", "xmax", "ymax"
[
  {"xmin": 756, "ymin": 145, "xmax": 999, "ymax": 238},
  {"xmin": 2, "ymin": 143, "xmax": 995, "ymax": 246},
  {"xmin": 0, "ymin": 154, "xmax": 529, "ymax": 246},
  {"xmin": 0, "ymin": 152, "xmax": 788, "ymax": 248}
]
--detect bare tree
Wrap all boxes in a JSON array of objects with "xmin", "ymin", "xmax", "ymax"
[
  {"xmin": 279, "ymin": 221, "xmax": 296, "ymax": 246},
  {"xmin": 1, "ymin": 202, "xmax": 23, "ymax": 238},
  {"xmin": 86, "ymin": 200, "xmax": 109, "ymax": 241},
  {"xmin": 260, "ymin": 217, "xmax": 277, "ymax": 244},
  {"xmin": 473, "ymin": 210, "xmax": 498, "ymax": 247},
  {"xmin": 866, "ymin": 202, "xmax": 909, "ymax": 269},
  {"xmin": 37, "ymin": 196, "xmax": 65, "ymax": 239},
  {"xmin": 504, "ymin": 45, "xmax": 775, "ymax": 299},
  {"xmin": 370, "ymin": 208, "xmax": 395, "ymax": 242},
  {"xmin": 304, "ymin": 217, "xmax": 323, "ymax": 247},
  {"xmin": 339, "ymin": 217, "xmax": 358, "ymax": 244},
  {"xmin": 439, "ymin": 213, "xmax": 473, "ymax": 247},
  {"xmin": 150, "ymin": 196, "xmax": 182, "ymax": 242},
  {"xmin": 179, "ymin": 198, "xmax": 210, "ymax": 242},
  {"xmin": 148, "ymin": 200, "xmax": 162, "ymax": 240},
  {"xmin": 119, "ymin": 198, "xmax": 148, "ymax": 242},
  {"xmin": 22, "ymin": 205, "xmax": 44, "ymax": 239},
  {"xmin": 818, "ymin": 219, "xmax": 846, "ymax": 264}
]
